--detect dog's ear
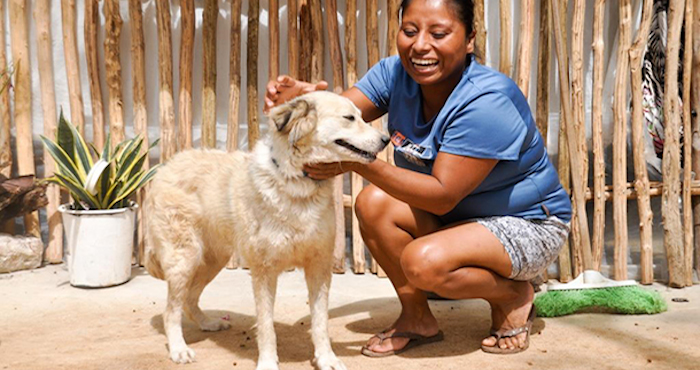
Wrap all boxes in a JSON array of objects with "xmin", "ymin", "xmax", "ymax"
[{"xmin": 269, "ymin": 97, "xmax": 317, "ymax": 144}]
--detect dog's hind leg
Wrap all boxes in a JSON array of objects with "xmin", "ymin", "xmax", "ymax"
[
  {"xmin": 251, "ymin": 269, "xmax": 281, "ymax": 370},
  {"xmin": 184, "ymin": 268, "xmax": 232, "ymax": 332},
  {"xmin": 305, "ymin": 261, "xmax": 347, "ymax": 370},
  {"xmin": 164, "ymin": 277, "xmax": 197, "ymax": 364}
]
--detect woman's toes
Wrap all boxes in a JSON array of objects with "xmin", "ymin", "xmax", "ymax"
[{"xmin": 481, "ymin": 336, "xmax": 497, "ymax": 347}]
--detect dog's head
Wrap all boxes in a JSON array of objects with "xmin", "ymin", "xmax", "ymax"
[{"xmin": 268, "ymin": 91, "xmax": 389, "ymax": 164}]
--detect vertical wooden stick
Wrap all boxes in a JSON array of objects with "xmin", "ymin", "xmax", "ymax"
[
  {"xmin": 346, "ymin": 0, "xmax": 365, "ymax": 274},
  {"xmin": 591, "ymin": 0, "xmax": 606, "ymax": 270},
  {"xmin": 0, "ymin": 0, "xmax": 11, "ymax": 235},
  {"xmin": 61, "ymin": 0, "xmax": 85, "ymax": 134},
  {"xmin": 129, "ymin": 0, "xmax": 150, "ymax": 265},
  {"xmin": 299, "ymin": 0, "xmax": 312, "ymax": 82},
  {"xmin": 629, "ymin": 0, "xmax": 654, "ymax": 284},
  {"xmin": 179, "ymin": 0, "xmax": 195, "ymax": 150},
  {"xmin": 386, "ymin": 0, "xmax": 400, "ymax": 57},
  {"xmin": 553, "ymin": 0, "xmax": 573, "ymax": 282},
  {"xmin": 156, "ymin": 0, "xmax": 176, "ymax": 162},
  {"xmin": 499, "ymin": 0, "xmax": 512, "ymax": 75},
  {"xmin": 473, "ymin": 0, "xmax": 486, "ymax": 64},
  {"xmin": 310, "ymin": 0, "xmax": 324, "ymax": 82},
  {"xmin": 682, "ymin": 0, "xmax": 694, "ymax": 286},
  {"xmin": 104, "ymin": 0, "xmax": 125, "ymax": 145},
  {"xmin": 325, "ymin": 0, "xmax": 346, "ymax": 273},
  {"xmin": 662, "ymin": 0, "xmax": 685, "ymax": 288},
  {"xmin": 612, "ymin": 0, "xmax": 631, "ymax": 281},
  {"xmin": 551, "ymin": 0, "xmax": 593, "ymax": 272},
  {"xmin": 692, "ymin": 0, "xmax": 700, "ymax": 277},
  {"xmin": 85, "ymin": 0, "xmax": 105, "ymax": 152},
  {"xmin": 287, "ymin": 0, "xmax": 299, "ymax": 79},
  {"xmin": 34, "ymin": 0, "xmax": 62, "ymax": 263},
  {"xmin": 247, "ymin": 0, "xmax": 260, "ymax": 149},
  {"xmin": 227, "ymin": 0, "xmax": 243, "ymax": 269},
  {"xmin": 9, "ymin": 0, "xmax": 40, "ymax": 238},
  {"xmin": 515, "ymin": 0, "xmax": 534, "ymax": 98},
  {"xmin": 535, "ymin": 0, "xmax": 550, "ymax": 141},
  {"xmin": 269, "ymin": 0, "xmax": 279, "ymax": 80},
  {"xmin": 202, "ymin": 0, "xmax": 219, "ymax": 149}
]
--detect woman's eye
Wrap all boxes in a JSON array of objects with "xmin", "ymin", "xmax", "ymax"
[
  {"xmin": 343, "ymin": 115, "xmax": 355, "ymax": 121},
  {"xmin": 432, "ymin": 32, "xmax": 446, "ymax": 39},
  {"xmin": 402, "ymin": 29, "xmax": 417, "ymax": 37}
]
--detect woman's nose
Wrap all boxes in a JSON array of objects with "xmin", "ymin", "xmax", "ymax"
[{"xmin": 413, "ymin": 32, "xmax": 431, "ymax": 53}]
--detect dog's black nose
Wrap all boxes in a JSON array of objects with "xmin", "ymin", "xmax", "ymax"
[{"xmin": 381, "ymin": 135, "xmax": 390, "ymax": 147}]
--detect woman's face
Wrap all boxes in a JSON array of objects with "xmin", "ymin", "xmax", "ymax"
[{"xmin": 397, "ymin": 0, "xmax": 474, "ymax": 87}]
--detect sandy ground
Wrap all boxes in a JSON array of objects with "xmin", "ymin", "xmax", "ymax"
[{"xmin": 0, "ymin": 264, "xmax": 699, "ymax": 370}]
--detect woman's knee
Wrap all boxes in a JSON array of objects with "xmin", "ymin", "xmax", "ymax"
[
  {"xmin": 400, "ymin": 242, "xmax": 449, "ymax": 291},
  {"xmin": 355, "ymin": 185, "xmax": 393, "ymax": 228}
]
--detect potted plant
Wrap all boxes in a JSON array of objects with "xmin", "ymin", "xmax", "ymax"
[{"xmin": 41, "ymin": 113, "xmax": 159, "ymax": 287}]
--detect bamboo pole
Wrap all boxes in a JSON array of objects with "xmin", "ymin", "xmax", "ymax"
[
  {"xmin": 474, "ymin": 0, "xmax": 486, "ymax": 64},
  {"xmin": 586, "ymin": 182, "xmax": 700, "ymax": 201},
  {"xmin": 515, "ymin": 0, "xmax": 534, "ymax": 98},
  {"xmin": 227, "ymin": 0, "xmax": 243, "ymax": 269},
  {"xmin": 569, "ymin": 0, "xmax": 587, "ymax": 275},
  {"xmin": 156, "ymin": 0, "xmax": 176, "ymax": 162},
  {"xmin": 9, "ymin": 0, "xmax": 40, "ymax": 238},
  {"xmin": 0, "ymin": 0, "xmax": 12, "ymax": 208},
  {"xmin": 299, "ymin": 0, "xmax": 312, "ymax": 82},
  {"xmin": 387, "ymin": 0, "xmax": 400, "ymax": 56},
  {"xmin": 346, "ymin": 0, "xmax": 365, "ymax": 274},
  {"xmin": 104, "ymin": 0, "xmax": 125, "ymax": 146},
  {"xmin": 499, "ymin": 0, "xmax": 512, "ymax": 75},
  {"xmin": 288, "ymin": 0, "xmax": 299, "ymax": 79},
  {"xmin": 325, "ymin": 0, "xmax": 346, "ymax": 274},
  {"xmin": 247, "ymin": 0, "xmax": 260, "ymax": 148},
  {"xmin": 85, "ymin": 0, "xmax": 104, "ymax": 152},
  {"xmin": 693, "ymin": 0, "xmax": 700, "ymax": 277},
  {"xmin": 202, "ymin": 0, "xmax": 219, "ymax": 149},
  {"xmin": 535, "ymin": 0, "xmax": 550, "ymax": 143},
  {"xmin": 269, "ymin": 0, "xmax": 279, "ymax": 79},
  {"xmin": 129, "ymin": 0, "xmax": 150, "ymax": 265},
  {"xmin": 310, "ymin": 0, "xmax": 324, "ymax": 82},
  {"xmin": 629, "ymin": 0, "xmax": 654, "ymax": 285},
  {"xmin": 612, "ymin": 0, "xmax": 632, "ymax": 281},
  {"xmin": 682, "ymin": 0, "xmax": 694, "ymax": 286},
  {"xmin": 662, "ymin": 0, "xmax": 685, "ymax": 288},
  {"xmin": 178, "ymin": 0, "xmax": 194, "ymax": 150},
  {"xmin": 551, "ymin": 0, "xmax": 593, "ymax": 275},
  {"xmin": 554, "ymin": 0, "xmax": 573, "ymax": 282},
  {"xmin": 34, "ymin": 0, "xmax": 62, "ymax": 263},
  {"xmin": 591, "ymin": 0, "xmax": 606, "ymax": 270},
  {"xmin": 61, "ymin": 0, "xmax": 85, "ymax": 134}
]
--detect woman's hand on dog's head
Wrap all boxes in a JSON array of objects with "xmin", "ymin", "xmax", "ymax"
[
  {"xmin": 264, "ymin": 76, "xmax": 329, "ymax": 114},
  {"xmin": 303, "ymin": 162, "xmax": 357, "ymax": 180}
]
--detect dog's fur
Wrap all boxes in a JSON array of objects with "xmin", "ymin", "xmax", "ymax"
[{"xmin": 145, "ymin": 92, "xmax": 389, "ymax": 370}]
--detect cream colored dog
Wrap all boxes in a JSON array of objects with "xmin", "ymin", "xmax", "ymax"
[{"xmin": 145, "ymin": 91, "xmax": 389, "ymax": 370}]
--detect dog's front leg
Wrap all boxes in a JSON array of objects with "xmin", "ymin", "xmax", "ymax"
[
  {"xmin": 305, "ymin": 263, "xmax": 347, "ymax": 370},
  {"xmin": 251, "ymin": 270, "xmax": 280, "ymax": 370}
]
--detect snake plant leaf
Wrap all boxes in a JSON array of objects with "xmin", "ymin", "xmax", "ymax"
[
  {"xmin": 116, "ymin": 137, "xmax": 139, "ymax": 165},
  {"xmin": 107, "ymin": 165, "xmax": 159, "ymax": 209},
  {"xmin": 85, "ymin": 159, "xmax": 110, "ymax": 196},
  {"xmin": 101, "ymin": 133, "xmax": 112, "ymax": 161},
  {"xmin": 40, "ymin": 135, "xmax": 84, "ymax": 184},
  {"xmin": 127, "ymin": 152, "xmax": 149, "ymax": 180},
  {"xmin": 114, "ymin": 138, "xmax": 144, "ymax": 182},
  {"xmin": 64, "ymin": 115, "xmax": 94, "ymax": 174},
  {"xmin": 57, "ymin": 111, "xmax": 76, "ymax": 167},
  {"xmin": 54, "ymin": 172, "xmax": 100, "ymax": 209}
]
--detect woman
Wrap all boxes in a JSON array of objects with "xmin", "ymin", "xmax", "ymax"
[{"xmin": 265, "ymin": 0, "xmax": 571, "ymax": 356}]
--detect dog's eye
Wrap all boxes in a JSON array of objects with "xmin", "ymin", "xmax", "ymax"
[{"xmin": 343, "ymin": 115, "xmax": 355, "ymax": 121}]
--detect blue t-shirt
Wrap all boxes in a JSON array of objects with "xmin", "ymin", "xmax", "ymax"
[{"xmin": 354, "ymin": 55, "xmax": 572, "ymax": 224}]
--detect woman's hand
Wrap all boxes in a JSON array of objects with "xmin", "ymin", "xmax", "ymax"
[
  {"xmin": 264, "ymin": 75, "xmax": 328, "ymax": 113},
  {"xmin": 303, "ymin": 162, "xmax": 360, "ymax": 180}
]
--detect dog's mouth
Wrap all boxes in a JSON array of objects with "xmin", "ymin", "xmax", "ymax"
[{"xmin": 334, "ymin": 139, "xmax": 377, "ymax": 161}]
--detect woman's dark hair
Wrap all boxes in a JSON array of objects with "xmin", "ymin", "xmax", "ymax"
[{"xmin": 400, "ymin": 0, "xmax": 475, "ymax": 35}]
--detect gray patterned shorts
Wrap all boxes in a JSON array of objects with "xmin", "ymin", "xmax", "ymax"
[{"xmin": 475, "ymin": 216, "xmax": 570, "ymax": 281}]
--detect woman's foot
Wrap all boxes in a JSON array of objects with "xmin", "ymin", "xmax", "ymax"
[
  {"xmin": 481, "ymin": 280, "xmax": 535, "ymax": 352},
  {"xmin": 363, "ymin": 312, "xmax": 440, "ymax": 355}
]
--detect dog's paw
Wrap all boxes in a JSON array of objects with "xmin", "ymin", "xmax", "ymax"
[
  {"xmin": 199, "ymin": 318, "xmax": 231, "ymax": 332},
  {"xmin": 312, "ymin": 354, "xmax": 347, "ymax": 370},
  {"xmin": 169, "ymin": 345, "xmax": 196, "ymax": 364},
  {"xmin": 255, "ymin": 360, "xmax": 279, "ymax": 370}
]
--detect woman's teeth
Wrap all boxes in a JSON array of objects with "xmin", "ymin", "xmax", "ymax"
[{"xmin": 411, "ymin": 58, "xmax": 438, "ymax": 66}]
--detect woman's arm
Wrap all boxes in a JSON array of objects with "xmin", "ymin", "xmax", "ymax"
[{"xmin": 305, "ymin": 152, "xmax": 497, "ymax": 216}]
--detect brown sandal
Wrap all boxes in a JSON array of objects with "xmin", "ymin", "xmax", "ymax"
[
  {"xmin": 481, "ymin": 304, "xmax": 536, "ymax": 355},
  {"xmin": 361, "ymin": 330, "xmax": 445, "ymax": 357}
]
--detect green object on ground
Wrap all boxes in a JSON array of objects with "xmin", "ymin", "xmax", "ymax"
[{"xmin": 534, "ymin": 285, "xmax": 667, "ymax": 317}]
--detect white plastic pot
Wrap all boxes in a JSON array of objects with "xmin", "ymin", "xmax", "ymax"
[{"xmin": 59, "ymin": 203, "xmax": 138, "ymax": 288}]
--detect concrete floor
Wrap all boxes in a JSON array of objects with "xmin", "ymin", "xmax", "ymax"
[{"xmin": 0, "ymin": 264, "xmax": 699, "ymax": 370}]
